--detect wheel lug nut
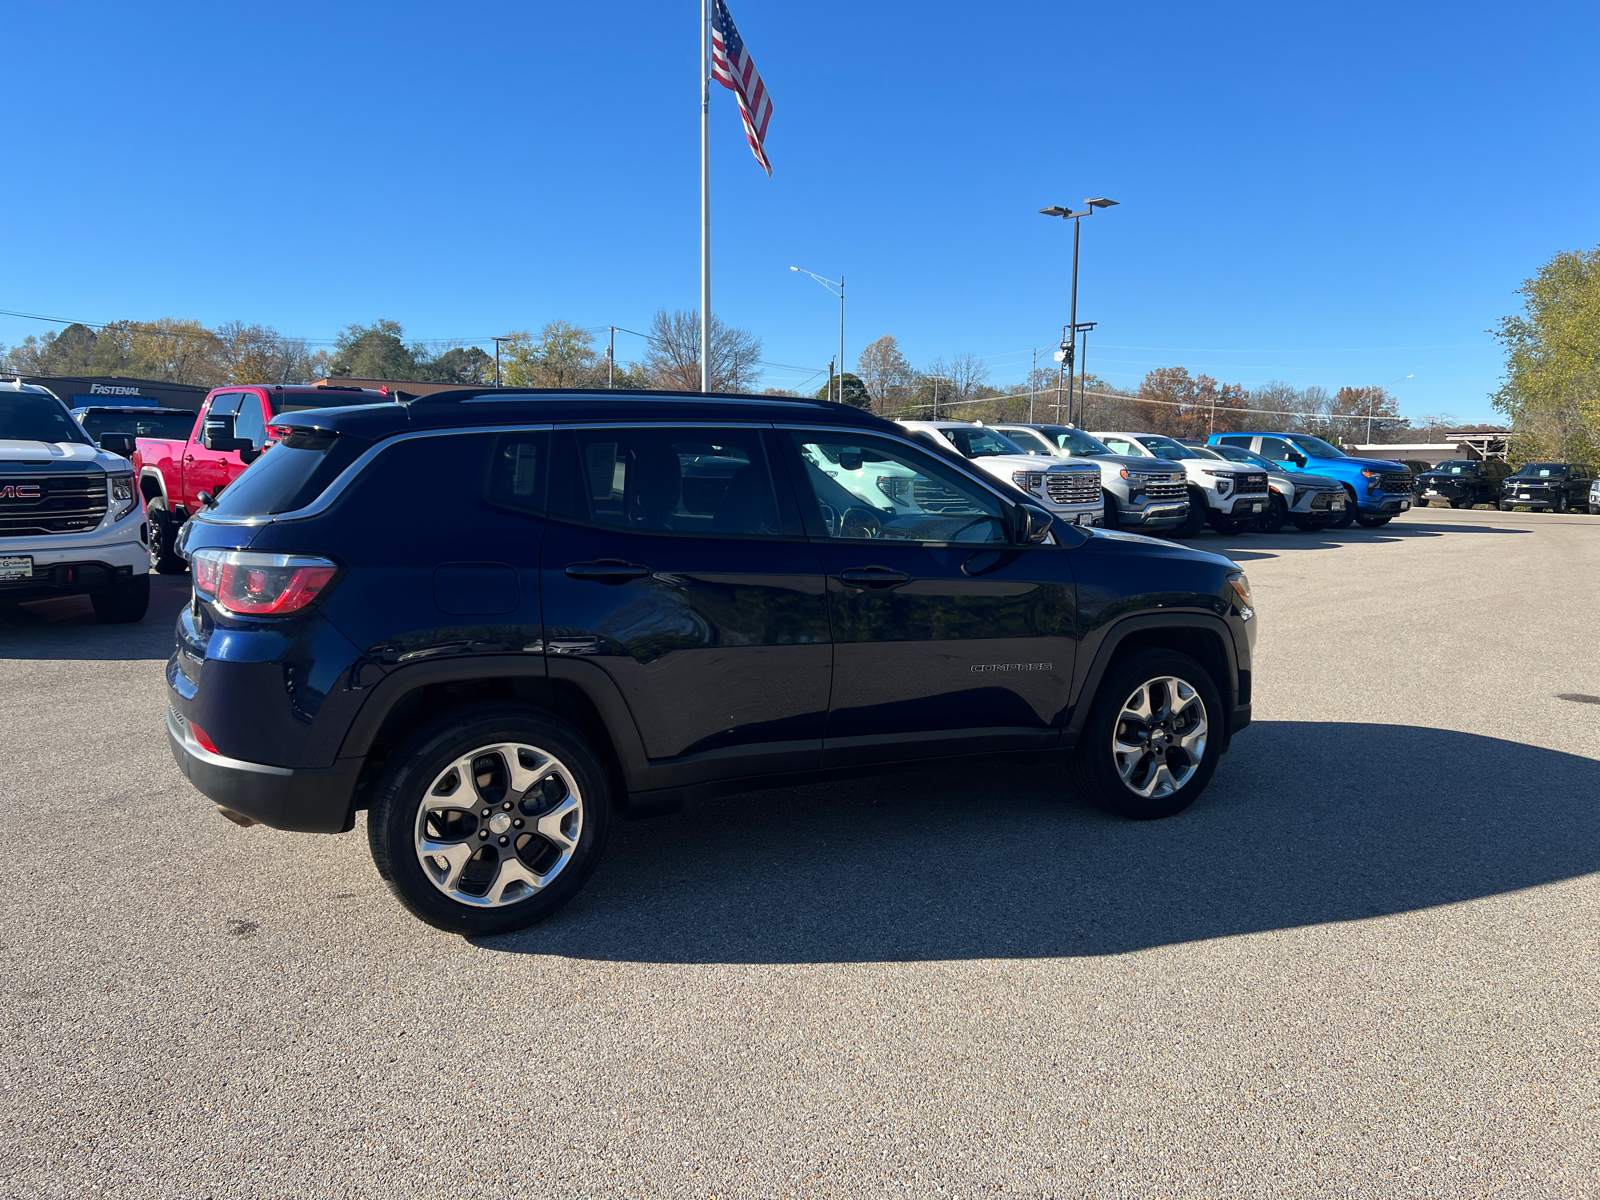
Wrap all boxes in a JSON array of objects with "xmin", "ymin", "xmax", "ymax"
[
  {"xmin": 513, "ymin": 818, "xmax": 524, "ymax": 828},
  {"xmin": 481, "ymin": 808, "xmax": 490, "ymax": 817},
  {"xmin": 503, "ymin": 802, "xmax": 513, "ymax": 810},
  {"xmin": 478, "ymin": 830, "xmax": 488, "ymax": 839},
  {"xmin": 498, "ymin": 836, "xmax": 509, "ymax": 846}
]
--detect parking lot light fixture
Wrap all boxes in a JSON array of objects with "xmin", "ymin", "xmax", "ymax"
[
  {"xmin": 792, "ymin": 266, "xmax": 845, "ymax": 403},
  {"xmin": 1039, "ymin": 197, "xmax": 1120, "ymax": 424}
]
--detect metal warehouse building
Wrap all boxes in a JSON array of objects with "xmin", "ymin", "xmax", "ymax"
[{"xmin": 14, "ymin": 374, "xmax": 211, "ymax": 412}]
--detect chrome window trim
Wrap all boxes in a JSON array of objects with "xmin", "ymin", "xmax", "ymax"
[{"xmin": 194, "ymin": 424, "xmax": 554, "ymax": 527}]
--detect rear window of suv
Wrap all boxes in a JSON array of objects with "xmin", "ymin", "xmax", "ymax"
[{"xmin": 209, "ymin": 433, "xmax": 371, "ymax": 517}]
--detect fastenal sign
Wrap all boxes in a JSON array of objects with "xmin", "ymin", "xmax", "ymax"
[{"xmin": 88, "ymin": 385, "xmax": 145, "ymax": 396}]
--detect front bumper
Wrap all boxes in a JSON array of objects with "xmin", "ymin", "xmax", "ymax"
[
  {"xmin": 0, "ymin": 555, "xmax": 144, "ymax": 601},
  {"xmin": 1217, "ymin": 492, "xmax": 1271, "ymax": 517},
  {"xmin": 167, "ymin": 705, "xmax": 362, "ymax": 834},
  {"xmin": 1122, "ymin": 499, "xmax": 1187, "ymax": 527},
  {"xmin": 1358, "ymin": 493, "xmax": 1411, "ymax": 514}
]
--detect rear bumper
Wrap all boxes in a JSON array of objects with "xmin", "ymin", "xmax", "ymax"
[{"xmin": 167, "ymin": 705, "xmax": 362, "ymax": 833}]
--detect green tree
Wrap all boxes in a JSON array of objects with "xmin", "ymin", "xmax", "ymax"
[
  {"xmin": 814, "ymin": 372, "xmax": 871, "ymax": 408},
  {"xmin": 427, "ymin": 345, "xmax": 494, "ymax": 385},
  {"xmin": 1493, "ymin": 245, "xmax": 1600, "ymax": 465},
  {"xmin": 499, "ymin": 320, "xmax": 601, "ymax": 388},
  {"xmin": 855, "ymin": 335, "xmax": 913, "ymax": 413},
  {"xmin": 328, "ymin": 320, "xmax": 425, "ymax": 380}
]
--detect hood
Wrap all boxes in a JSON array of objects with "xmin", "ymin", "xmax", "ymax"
[
  {"xmin": 1090, "ymin": 527, "xmax": 1239, "ymax": 569},
  {"xmin": 0, "ymin": 440, "xmax": 118, "ymax": 471},
  {"xmin": 1086, "ymin": 453, "xmax": 1184, "ymax": 476},
  {"xmin": 1342, "ymin": 456, "xmax": 1409, "ymax": 473},
  {"xmin": 1291, "ymin": 471, "xmax": 1344, "ymax": 490},
  {"xmin": 969, "ymin": 455, "xmax": 1093, "ymax": 476}
]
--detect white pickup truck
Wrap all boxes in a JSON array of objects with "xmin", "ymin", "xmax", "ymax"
[{"xmin": 0, "ymin": 380, "xmax": 150, "ymax": 622}]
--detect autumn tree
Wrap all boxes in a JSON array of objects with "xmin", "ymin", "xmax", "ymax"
[
  {"xmin": 499, "ymin": 320, "xmax": 602, "ymax": 388},
  {"xmin": 1332, "ymin": 385, "xmax": 1405, "ymax": 443},
  {"xmin": 855, "ymin": 335, "xmax": 914, "ymax": 413}
]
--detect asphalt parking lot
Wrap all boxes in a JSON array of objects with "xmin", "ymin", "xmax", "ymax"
[{"xmin": 2, "ymin": 508, "xmax": 1597, "ymax": 1199}]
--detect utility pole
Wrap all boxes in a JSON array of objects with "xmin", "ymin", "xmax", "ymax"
[
  {"xmin": 1039, "ymin": 198, "xmax": 1119, "ymax": 426},
  {"xmin": 1030, "ymin": 346, "xmax": 1037, "ymax": 423},
  {"xmin": 827, "ymin": 359, "xmax": 835, "ymax": 404},
  {"xmin": 607, "ymin": 326, "xmax": 616, "ymax": 389},
  {"xmin": 492, "ymin": 335, "xmax": 513, "ymax": 388}
]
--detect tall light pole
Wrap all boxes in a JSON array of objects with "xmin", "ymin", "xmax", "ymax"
[
  {"xmin": 1039, "ymin": 197, "xmax": 1118, "ymax": 426},
  {"xmin": 1368, "ymin": 374, "xmax": 1414, "ymax": 443},
  {"xmin": 791, "ymin": 267, "xmax": 844, "ymax": 402}
]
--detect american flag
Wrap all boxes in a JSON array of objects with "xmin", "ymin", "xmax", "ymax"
[{"xmin": 710, "ymin": 0, "xmax": 774, "ymax": 176}]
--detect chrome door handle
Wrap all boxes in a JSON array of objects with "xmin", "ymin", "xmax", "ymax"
[{"xmin": 565, "ymin": 560, "xmax": 650, "ymax": 583}]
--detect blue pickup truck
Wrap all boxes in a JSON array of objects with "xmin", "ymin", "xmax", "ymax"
[{"xmin": 1206, "ymin": 432, "xmax": 1414, "ymax": 528}]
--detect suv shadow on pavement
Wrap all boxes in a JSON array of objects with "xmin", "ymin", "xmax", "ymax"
[
  {"xmin": 1200, "ymin": 520, "xmax": 1534, "ymax": 562},
  {"xmin": 479, "ymin": 719, "xmax": 1600, "ymax": 963}
]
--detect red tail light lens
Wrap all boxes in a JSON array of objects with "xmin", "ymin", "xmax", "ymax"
[{"xmin": 191, "ymin": 549, "xmax": 340, "ymax": 615}]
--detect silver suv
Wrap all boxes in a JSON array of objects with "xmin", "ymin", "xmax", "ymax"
[
  {"xmin": 896, "ymin": 421, "xmax": 1104, "ymax": 526},
  {"xmin": 991, "ymin": 423, "xmax": 1188, "ymax": 532},
  {"xmin": 1091, "ymin": 432, "xmax": 1271, "ymax": 538},
  {"xmin": 1197, "ymin": 443, "xmax": 1348, "ymax": 532}
]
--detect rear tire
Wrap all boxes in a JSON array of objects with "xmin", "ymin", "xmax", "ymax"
[
  {"xmin": 1449, "ymin": 497, "xmax": 1465, "ymax": 509},
  {"xmin": 1168, "ymin": 488, "xmax": 1209, "ymax": 539},
  {"xmin": 90, "ymin": 574, "xmax": 150, "ymax": 623},
  {"xmin": 367, "ymin": 703, "xmax": 612, "ymax": 936},
  {"xmin": 1069, "ymin": 649, "xmax": 1223, "ymax": 820},
  {"xmin": 146, "ymin": 498, "xmax": 188, "ymax": 574}
]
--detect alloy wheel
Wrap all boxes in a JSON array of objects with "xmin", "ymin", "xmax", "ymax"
[
  {"xmin": 414, "ymin": 742, "xmax": 583, "ymax": 908},
  {"xmin": 1111, "ymin": 675, "xmax": 1208, "ymax": 799}
]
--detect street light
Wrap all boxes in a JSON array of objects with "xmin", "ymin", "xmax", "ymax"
[
  {"xmin": 791, "ymin": 266, "xmax": 844, "ymax": 403},
  {"xmin": 1368, "ymin": 374, "xmax": 1414, "ymax": 443},
  {"xmin": 1039, "ymin": 197, "xmax": 1118, "ymax": 425}
]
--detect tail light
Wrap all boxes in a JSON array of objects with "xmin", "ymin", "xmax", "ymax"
[{"xmin": 191, "ymin": 548, "xmax": 340, "ymax": 615}]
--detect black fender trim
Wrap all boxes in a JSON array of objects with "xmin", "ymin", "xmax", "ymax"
[{"xmin": 1066, "ymin": 612, "xmax": 1245, "ymax": 748}]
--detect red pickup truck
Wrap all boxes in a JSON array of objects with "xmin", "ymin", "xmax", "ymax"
[{"xmin": 134, "ymin": 384, "xmax": 391, "ymax": 572}]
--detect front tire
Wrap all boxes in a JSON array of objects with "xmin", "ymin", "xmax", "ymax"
[
  {"xmin": 1101, "ymin": 490, "xmax": 1121, "ymax": 531},
  {"xmin": 368, "ymin": 704, "xmax": 612, "ymax": 936},
  {"xmin": 90, "ymin": 574, "xmax": 150, "ymax": 623},
  {"xmin": 146, "ymin": 498, "xmax": 188, "ymax": 574},
  {"xmin": 1331, "ymin": 488, "xmax": 1358, "ymax": 528},
  {"xmin": 1255, "ymin": 494, "xmax": 1288, "ymax": 533},
  {"xmin": 1168, "ymin": 488, "xmax": 1209, "ymax": 539},
  {"xmin": 1068, "ymin": 649, "xmax": 1223, "ymax": 820}
]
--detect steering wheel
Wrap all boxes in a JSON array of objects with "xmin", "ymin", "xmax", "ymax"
[
  {"xmin": 839, "ymin": 507, "xmax": 883, "ymax": 539},
  {"xmin": 818, "ymin": 502, "xmax": 839, "ymax": 536}
]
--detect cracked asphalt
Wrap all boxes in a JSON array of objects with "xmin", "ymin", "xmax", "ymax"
[{"xmin": 1, "ymin": 507, "xmax": 1597, "ymax": 1199}]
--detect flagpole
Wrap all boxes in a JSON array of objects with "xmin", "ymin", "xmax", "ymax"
[{"xmin": 700, "ymin": 0, "xmax": 711, "ymax": 393}]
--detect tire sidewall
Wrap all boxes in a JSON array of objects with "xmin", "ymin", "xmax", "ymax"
[
  {"xmin": 368, "ymin": 705, "xmax": 611, "ymax": 936},
  {"xmin": 1072, "ymin": 649, "xmax": 1224, "ymax": 820}
]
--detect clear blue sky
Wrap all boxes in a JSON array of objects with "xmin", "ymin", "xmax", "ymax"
[{"xmin": 5, "ymin": 1, "xmax": 1598, "ymax": 422}]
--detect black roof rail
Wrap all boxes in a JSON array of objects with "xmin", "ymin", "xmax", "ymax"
[{"xmin": 407, "ymin": 385, "xmax": 865, "ymax": 413}]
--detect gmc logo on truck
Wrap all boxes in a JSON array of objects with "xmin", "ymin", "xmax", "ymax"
[{"xmin": 0, "ymin": 485, "xmax": 42, "ymax": 499}]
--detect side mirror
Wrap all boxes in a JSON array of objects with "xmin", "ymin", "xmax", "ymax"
[
  {"xmin": 1015, "ymin": 503, "xmax": 1055, "ymax": 545},
  {"xmin": 98, "ymin": 433, "xmax": 137, "ymax": 457},
  {"xmin": 203, "ymin": 414, "xmax": 251, "ymax": 455}
]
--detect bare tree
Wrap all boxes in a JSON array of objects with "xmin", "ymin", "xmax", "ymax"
[
  {"xmin": 644, "ymin": 309, "xmax": 762, "ymax": 393},
  {"xmin": 855, "ymin": 334, "xmax": 913, "ymax": 413}
]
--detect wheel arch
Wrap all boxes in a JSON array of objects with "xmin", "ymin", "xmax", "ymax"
[
  {"xmin": 138, "ymin": 468, "xmax": 169, "ymax": 505},
  {"xmin": 1068, "ymin": 614, "xmax": 1243, "ymax": 750}
]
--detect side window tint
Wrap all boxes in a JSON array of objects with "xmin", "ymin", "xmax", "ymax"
[
  {"xmin": 1219, "ymin": 435, "xmax": 1251, "ymax": 448},
  {"xmin": 788, "ymin": 433, "xmax": 1007, "ymax": 544},
  {"xmin": 234, "ymin": 396, "xmax": 267, "ymax": 450},
  {"xmin": 199, "ymin": 392, "xmax": 242, "ymax": 442},
  {"xmin": 1259, "ymin": 437, "xmax": 1296, "ymax": 460},
  {"xmin": 484, "ymin": 432, "xmax": 548, "ymax": 514},
  {"xmin": 550, "ymin": 426, "xmax": 781, "ymax": 537}
]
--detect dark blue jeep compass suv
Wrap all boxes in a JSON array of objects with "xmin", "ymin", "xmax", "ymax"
[{"xmin": 167, "ymin": 389, "xmax": 1258, "ymax": 934}]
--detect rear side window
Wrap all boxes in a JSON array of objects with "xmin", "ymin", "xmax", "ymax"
[
  {"xmin": 484, "ymin": 432, "xmax": 548, "ymax": 514},
  {"xmin": 209, "ymin": 434, "xmax": 371, "ymax": 517},
  {"xmin": 549, "ymin": 426, "xmax": 783, "ymax": 536}
]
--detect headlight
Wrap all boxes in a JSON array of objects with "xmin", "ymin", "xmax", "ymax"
[
  {"xmin": 1226, "ymin": 571, "xmax": 1254, "ymax": 621},
  {"xmin": 1200, "ymin": 469, "xmax": 1232, "ymax": 495},
  {"xmin": 107, "ymin": 472, "xmax": 138, "ymax": 521},
  {"xmin": 876, "ymin": 475, "xmax": 911, "ymax": 505},
  {"xmin": 1011, "ymin": 470, "xmax": 1044, "ymax": 497}
]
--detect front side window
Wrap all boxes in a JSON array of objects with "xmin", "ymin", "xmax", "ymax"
[
  {"xmin": 1287, "ymin": 434, "xmax": 1345, "ymax": 458},
  {"xmin": 198, "ymin": 392, "xmax": 244, "ymax": 443},
  {"xmin": 1050, "ymin": 427, "xmax": 1113, "ymax": 456},
  {"xmin": 938, "ymin": 426, "xmax": 1024, "ymax": 458},
  {"xmin": 789, "ymin": 432, "xmax": 1007, "ymax": 544},
  {"xmin": 234, "ymin": 395, "xmax": 268, "ymax": 450},
  {"xmin": 549, "ymin": 426, "xmax": 782, "ymax": 536},
  {"xmin": 1259, "ymin": 436, "xmax": 1303, "ymax": 462}
]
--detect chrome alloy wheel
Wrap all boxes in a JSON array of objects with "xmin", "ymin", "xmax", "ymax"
[
  {"xmin": 413, "ymin": 743, "xmax": 583, "ymax": 908},
  {"xmin": 1111, "ymin": 676, "xmax": 1208, "ymax": 799}
]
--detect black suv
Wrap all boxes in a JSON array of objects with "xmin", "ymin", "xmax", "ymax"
[
  {"xmin": 166, "ymin": 390, "xmax": 1257, "ymax": 934},
  {"xmin": 1500, "ymin": 462, "xmax": 1595, "ymax": 512},
  {"xmin": 1415, "ymin": 458, "xmax": 1510, "ymax": 508}
]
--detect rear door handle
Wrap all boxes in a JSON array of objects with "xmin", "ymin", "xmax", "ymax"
[
  {"xmin": 839, "ymin": 566, "xmax": 909, "ymax": 588},
  {"xmin": 565, "ymin": 560, "xmax": 650, "ymax": 583}
]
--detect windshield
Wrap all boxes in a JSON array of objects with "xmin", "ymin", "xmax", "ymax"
[
  {"xmin": 1138, "ymin": 435, "xmax": 1203, "ymax": 461},
  {"xmin": 0, "ymin": 394, "xmax": 94, "ymax": 444},
  {"xmin": 1431, "ymin": 461, "xmax": 1476, "ymax": 475},
  {"xmin": 1035, "ymin": 425, "xmax": 1113, "ymax": 456},
  {"xmin": 77, "ymin": 410, "xmax": 196, "ymax": 440},
  {"xmin": 939, "ymin": 427, "xmax": 1024, "ymax": 458},
  {"xmin": 1513, "ymin": 462, "xmax": 1568, "ymax": 477},
  {"xmin": 1287, "ymin": 434, "xmax": 1345, "ymax": 458},
  {"xmin": 994, "ymin": 426, "xmax": 1054, "ymax": 455},
  {"xmin": 1211, "ymin": 444, "xmax": 1273, "ymax": 469}
]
